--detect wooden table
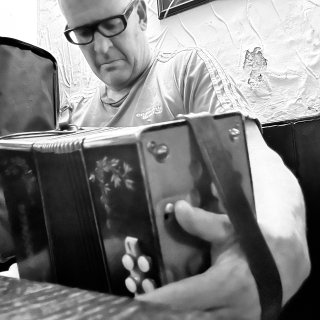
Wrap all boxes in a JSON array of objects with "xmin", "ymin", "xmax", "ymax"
[{"xmin": 0, "ymin": 276, "xmax": 212, "ymax": 320}]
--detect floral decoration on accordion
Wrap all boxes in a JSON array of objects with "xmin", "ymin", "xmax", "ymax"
[
  {"xmin": 89, "ymin": 156, "xmax": 135, "ymax": 214},
  {"xmin": 0, "ymin": 157, "xmax": 36, "ymax": 197},
  {"xmin": 0, "ymin": 156, "xmax": 31, "ymax": 178}
]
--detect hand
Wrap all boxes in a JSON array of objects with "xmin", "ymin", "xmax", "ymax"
[{"xmin": 137, "ymin": 200, "xmax": 260, "ymax": 320}]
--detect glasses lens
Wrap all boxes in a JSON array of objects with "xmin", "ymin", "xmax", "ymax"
[
  {"xmin": 69, "ymin": 27, "xmax": 93, "ymax": 44},
  {"xmin": 98, "ymin": 17, "xmax": 125, "ymax": 37},
  {"xmin": 65, "ymin": 14, "xmax": 127, "ymax": 45}
]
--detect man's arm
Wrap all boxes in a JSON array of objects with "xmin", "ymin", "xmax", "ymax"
[
  {"xmin": 137, "ymin": 119, "xmax": 310, "ymax": 319},
  {"xmin": 245, "ymin": 119, "xmax": 310, "ymax": 303}
]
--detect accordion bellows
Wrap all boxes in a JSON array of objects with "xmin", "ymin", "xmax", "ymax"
[{"xmin": 0, "ymin": 113, "xmax": 254, "ymax": 296}]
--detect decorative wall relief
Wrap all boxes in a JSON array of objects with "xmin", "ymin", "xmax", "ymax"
[{"xmin": 243, "ymin": 47, "xmax": 268, "ymax": 89}]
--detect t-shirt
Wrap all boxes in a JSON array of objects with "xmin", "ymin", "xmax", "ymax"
[{"xmin": 61, "ymin": 47, "xmax": 253, "ymax": 127}]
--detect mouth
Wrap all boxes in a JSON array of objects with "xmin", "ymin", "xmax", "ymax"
[
  {"xmin": 99, "ymin": 60, "xmax": 124, "ymax": 72},
  {"xmin": 102, "ymin": 59, "xmax": 123, "ymax": 65}
]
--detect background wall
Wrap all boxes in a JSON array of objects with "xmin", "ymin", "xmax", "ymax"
[
  {"xmin": 37, "ymin": 0, "xmax": 320, "ymax": 123},
  {"xmin": 0, "ymin": 0, "xmax": 38, "ymax": 45}
]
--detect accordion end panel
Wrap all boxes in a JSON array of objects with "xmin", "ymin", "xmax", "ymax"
[
  {"xmin": 140, "ymin": 125, "xmax": 212, "ymax": 285},
  {"xmin": 138, "ymin": 114, "xmax": 255, "ymax": 288}
]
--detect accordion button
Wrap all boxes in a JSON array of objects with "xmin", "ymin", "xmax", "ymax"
[
  {"xmin": 142, "ymin": 279, "xmax": 156, "ymax": 293},
  {"xmin": 122, "ymin": 254, "xmax": 135, "ymax": 271},
  {"xmin": 164, "ymin": 203, "xmax": 174, "ymax": 214},
  {"xmin": 137, "ymin": 255, "xmax": 152, "ymax": 273},
  {"xmin": 125, "ymin": 276, "xmax": 139, "ymax": 293}
]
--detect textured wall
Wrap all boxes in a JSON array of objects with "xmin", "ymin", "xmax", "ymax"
[{"xmin": 38, "ymin": 0, "xmax": 320, "ymax": 123}]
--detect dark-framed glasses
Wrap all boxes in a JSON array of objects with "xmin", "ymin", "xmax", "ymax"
[{"xmin": 64, "ymin": 0, "xmax": 139, "ymax": 45}]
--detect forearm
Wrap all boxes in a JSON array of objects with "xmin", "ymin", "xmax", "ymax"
[{"xmin": 245, "ymin": 120, "xmax": 311, "ymax": 304}]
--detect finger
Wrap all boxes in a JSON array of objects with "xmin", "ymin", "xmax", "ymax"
[
  {"xmin": 174, "ymin": 200, "xmax": 234, "ymax": 244},
  {"xmin": 137, "ymin": 269, "xmax": 227, "ymax": 310},
  {"xmin": 136, "ymin": 251, "xmax": 259, "ymax": 316},
  {"xmin": 211, "ymin": 182, "xmax": 219, "ymax": 198},
  {"xmin": 210, "ymin": 183, "xmax": 228, "ymax": 214}
]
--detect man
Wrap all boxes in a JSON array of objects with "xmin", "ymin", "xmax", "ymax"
[{"xmin": 58, "ymin": 0, "xmax": 310, "ymax": 319}]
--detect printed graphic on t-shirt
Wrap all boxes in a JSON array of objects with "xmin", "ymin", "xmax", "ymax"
[{"xmin": 136, "ymin": 105, "xmax": 163, "ymax": 122}]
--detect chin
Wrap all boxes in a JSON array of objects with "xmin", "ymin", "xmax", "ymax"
[{"xmin": 101, "ymin": 74, "xmax": 131, "ymax": 90}]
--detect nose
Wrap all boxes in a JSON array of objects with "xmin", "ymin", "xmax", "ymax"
[{"xmin": 93, "ymin": 31, "xmax": 113, "ymax": 53}]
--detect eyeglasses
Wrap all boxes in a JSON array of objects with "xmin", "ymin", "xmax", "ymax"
[{"xmin": 64, "ymin": 0, "xmax": 139, "ymax": 45}]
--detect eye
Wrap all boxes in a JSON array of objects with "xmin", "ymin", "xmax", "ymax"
[
  {"xmin": 99, "ymin": 17, "xmax": 123, "ymax": 34},
  {"xmin": 75, "ymin": 27, "xmax": 92, "ymax": 39}
]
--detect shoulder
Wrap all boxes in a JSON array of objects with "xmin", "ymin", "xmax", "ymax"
[
  {"xmin": 155, "ymin": 48, "xmax": 255, "ymax": 118},
  {"xmin": 153, "ymin": 47, "xmax": 231, "ymax": 85},
  {"xmin": 59, "ymin": 87, "xmax": 100, "ymax": 127},
  {"xmin": 155, "ymin": 47, "xmax": 221, "ymax": 69},
  {"xmin": 156, "ymin": 47, "xmax": 211, "ymax": 61}
]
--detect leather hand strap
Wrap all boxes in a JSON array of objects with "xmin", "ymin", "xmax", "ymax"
[{"xmin": 183, "ymin": 114, "xmax": 282, "ymax": 320}]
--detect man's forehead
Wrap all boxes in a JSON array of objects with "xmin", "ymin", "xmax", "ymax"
[{"xmin": 59, "ymin": 0, "xmax": 130, "ymax": 26}]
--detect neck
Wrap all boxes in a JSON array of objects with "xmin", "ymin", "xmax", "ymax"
[{"xmin": 106, "ymin": 87, "xmax": 130, "ymax": 103}]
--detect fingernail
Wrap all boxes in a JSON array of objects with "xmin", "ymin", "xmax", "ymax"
[{"xmin": 164, "ymin": 203, "xmax": 174, "ymax": 214}]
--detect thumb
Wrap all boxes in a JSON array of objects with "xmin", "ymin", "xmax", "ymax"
[{"xmin": 174, "ymin": 200, "xmax": 234, "ymax": 244}]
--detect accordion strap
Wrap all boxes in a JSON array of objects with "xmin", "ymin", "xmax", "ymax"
[{"xmin": 183, "ymin": 115, "xmax": 282, "ymax": 320}]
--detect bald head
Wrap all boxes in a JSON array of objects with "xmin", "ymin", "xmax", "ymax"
[{"xmin": 59, "ymin": 0, "xmax": 132, "ymax": 27}]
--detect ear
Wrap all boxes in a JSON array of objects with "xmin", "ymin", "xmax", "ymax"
[{"xmin": 137, "ymin": 0, "xmax": 148, "ymax": 31}]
